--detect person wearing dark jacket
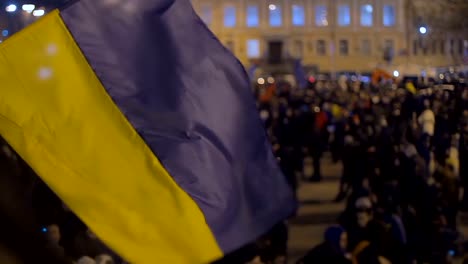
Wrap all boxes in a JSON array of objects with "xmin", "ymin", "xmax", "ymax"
[{"xmin": 297, "ymin": 225, "xmax": 351, "ymax": 264}]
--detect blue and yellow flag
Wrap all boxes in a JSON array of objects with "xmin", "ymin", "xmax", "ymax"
[
  {"xmin": 0, "ymin": 0, "xmax": 295, "ymax": 263},
  {"xmin": 294, "ymin": 59, "xmax": 308, "ymax": 89}
]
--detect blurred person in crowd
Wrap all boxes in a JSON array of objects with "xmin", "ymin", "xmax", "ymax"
[
  {"xmin": 95, "ymin": 254, "xmax": 114, "ymax": 264},
  {"xmin": 0, "ymin": 139, "xmax": 73, "ymax": 264},
  {"xmin": 297, "ymin": 225, "xmax": 351, "ymax": 264},
  {"xmin": 69, "ymin": 228, "xmax": 122, "ymax": 263},
  {"xmin": 274, "ymin": 143, "xmax": 298, "ymax": 201},
  {"xmin": 334, "ymin": 133, "xmax": 356, "ymax": 202},
  {"xmin": 434, "ymin": 161, "xmax": 460, "ymax": 231},
  {"xmin": 418, "ymin": 99, "xmax": 435, "ymax": 142},
  {"xmin": 460, "ymin": 112, "xmax": 468, "ymax": 210},
  {"xmin": 77, "ymin": 256, "xmax": 97, "ymax": 264},
  {"xmin": 329, "ymin": 103, "xmax": 346, "ymax": 163},
  {"xmin": 299, "ymin": 102, "xmax": 328, "ymax": 182},
  {"xmin": 256, "ymin": 221, "xmax": 289, "ymax": 264},
  {"xmin": 345, "ymin": 197, "xmax": 403, "ymax": 264},
  {"xmin": 45, "ymin": 224, "xmax": 67, "ymax": 258}
]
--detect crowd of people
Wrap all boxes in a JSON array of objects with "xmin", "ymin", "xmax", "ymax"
[
  {"xmin": 0, "ymin": 71, "xmax": 467, "ymax": 264},
  {"xmin": 250, "ymin": 74, "xmax": 468, "ymax": 264},
  {"xmin": 0, "ymin": 138, "xmax": 121, "ymax": 263}
]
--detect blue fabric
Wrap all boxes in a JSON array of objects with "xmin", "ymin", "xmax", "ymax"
[
  {"xmin": 324, "ymin": 225, "xmax": 345, "ymax": 253},
  {"xmin": 60, "ymin": 0, "xmax": 295, "ymax": 253},
  {"xmin": 294, "ymin": 59, "xmax": 307, "ymax": 88},
  {"xmin": 390, "ymin": 215, "xmax": 407, "ymax": 244},
  {"xmin": 247, "ymin": 64, "xmax": 258, "ymax": 81}
]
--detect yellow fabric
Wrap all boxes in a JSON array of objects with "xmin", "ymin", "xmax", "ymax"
[
  {"xmin": 0, "ymin": 11, "xmax": 222, "ymax": 264},
  {"xmin": 351, "ymin": 240, "xmax": 371, "ymax": 264},
  {"xmin": 406, "ymin": 82, "xmax": 417, "ymax": 95},
  {"xmin": 331, "ymin": 104, "xmax": 343, "ymax": 119}
]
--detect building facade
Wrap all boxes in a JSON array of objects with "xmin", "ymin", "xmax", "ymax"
[
  {"xmin": 0, "ymin": 1, "xmax": 466, "ymax": 73},
  {"xmin": 191, "ymin": 0, "xmax": 466, "ymax": 73}
]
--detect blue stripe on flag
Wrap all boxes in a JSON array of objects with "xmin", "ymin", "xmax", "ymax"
[{"xmin": 60, "ymin": 0, "xmax": 296, "ymax": 253}]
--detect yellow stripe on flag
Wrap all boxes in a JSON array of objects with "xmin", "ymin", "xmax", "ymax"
[{"xmin": 0, "ymin": 10, "xmax": 222, "ymax": 264}]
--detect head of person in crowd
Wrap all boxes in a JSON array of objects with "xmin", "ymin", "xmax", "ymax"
[
  {"xmin": 423, "ymin": 98, "xmax": 431, "ymax": 109},
  {"xmin": 95, "ymin": 254, "xmax": 114, "ymax": 264},
  {"xmin": 462, "ymin": 89, "xmax": 468, "ymax": 102},
  {"xmin": 86, "ymin": 228, "xmax": 99, "ymax": 240},
  {"xmin": 77, "ymin": 256, "xmax": 96, "ymax": 264},
  {"xmin": 1, "ymin": 144, "xmax": 16, "ymax": 162},
  {"xmin": 324, "ymin": 225, "xmax": 348, "ymax": 254},
  {"xmin": 403, "ymin": 143, "xmax": 418, "ymax": 159},
  {"xmin": 352, "ymin": 115, "xmax": 361, "ymax": 126},
  {"xmin": 344, "ymin": 135, "xmax": 354, "ymax": 147},
  {"xmin": 286, "ymin": 107, "xmax": 294, "ymax": 118},
  {"xmin": 382, "ymin": 94, "xmax": 391, "ymax": 105},
  {"xmin": 46, "ymin": 224, "xmax": 61, "ymax": 245},
  {"xmin": 355, "ymin": 197, "xmax": 373, "ymax": 228}
]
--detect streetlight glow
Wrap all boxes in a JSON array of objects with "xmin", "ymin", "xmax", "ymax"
[
  {"xmin": 33, "ymin": 9, "xmax": 45, "ymax": 17},
  {"xmin": 22, "ymin": 4, "xmax": 35, "ymax": 13},
  {"xmin": 5, "ymin": 4, "xmax": 17, "ymax": 12},
  {"xmin": 419, "ymin": 26, "xmax": 427, "ymax": 34},
  {"xmin": 393, "ymin": 71, "xmax": 400, "ymax": 77},
  {"xmin": 269, "ymin": 4, "xmax": 277, "ymax": 11}
]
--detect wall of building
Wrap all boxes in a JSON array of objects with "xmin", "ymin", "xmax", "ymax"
[
  {"xmin": 0, "ymin": 1, "xmax": 465, "ymax": 72},
  {"xmin": 191, "ymin": 0, "xmax": 466, "ymax": 73}
]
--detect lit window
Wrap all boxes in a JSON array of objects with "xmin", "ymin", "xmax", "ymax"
[
  {"xmin": 293, "ymin": 40, "xmax": 304, "ymax": 57},
  {"xmin": 317, "ymin": 40, "xmax": 326, "ymax": 56},
  {"xmin": 22, "ymin": 4, "xmax": 35, "ymax": 13},
  {"xmin": 337, "ymin": 5, "xmax": 351, "ymax": 26},
  {"xmin": 339, "ymin": 40, "xmax": 349, "ymax": 55},
  {"xmin": 383, "ymin": 5, "xmax": 395, "ymax": 26},
  {"xmin": 361, "ymin": 39, "xmax": 371, "ymax": 55},
  {"xmin": 224, "ymin": 5, "xmax": 236, "ymax": 27},
  {"xmin": 200, "ymin": 4, "xmax": 213, "ymax": 26},
  {"xmin": 315, "ymin": 6, "xmax": 328, "ymax": 26},
  {"xmin": 360, "ymin": 4, "xmax": 373, "ymax": 27},
  {"xmin": 32, "ymin": 9, "xmax": 45, "ymax": 17},
  {"xmin": 292, "ymin": 5, "xmax": 305, "ymax": 26},
  {"xmin": 247, "ymin": 39, "xmax": 260, "ymax": 58},
  {"xmin": 269, "ymin": 4, "xmax": 282, "ymax": 27},
  {"xmin": 246, "ymin": 5, "xmax": 259, "ymax": 27},
  {"xmin": 384, "ymin": 39, "xmax": 395, "ymax": 61},
  {"xmin": 5, "ymin": 4, "xmax": 17, "ymax": 12}
]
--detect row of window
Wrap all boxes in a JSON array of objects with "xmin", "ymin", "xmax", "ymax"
[
  {"xmin": 413, "ymin": 39, "xmax": 468, "ymax": 56},
  {"xmin": 200, "ymin": 3, "xmax": 396, "ymax": 28},
  {"xmin": 242, "ymin": 38, "xmax": 395, "ymax": 58},
  {"xmin": 241, "ymin": 38, "xmax": 467, "ymax": 59}
]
